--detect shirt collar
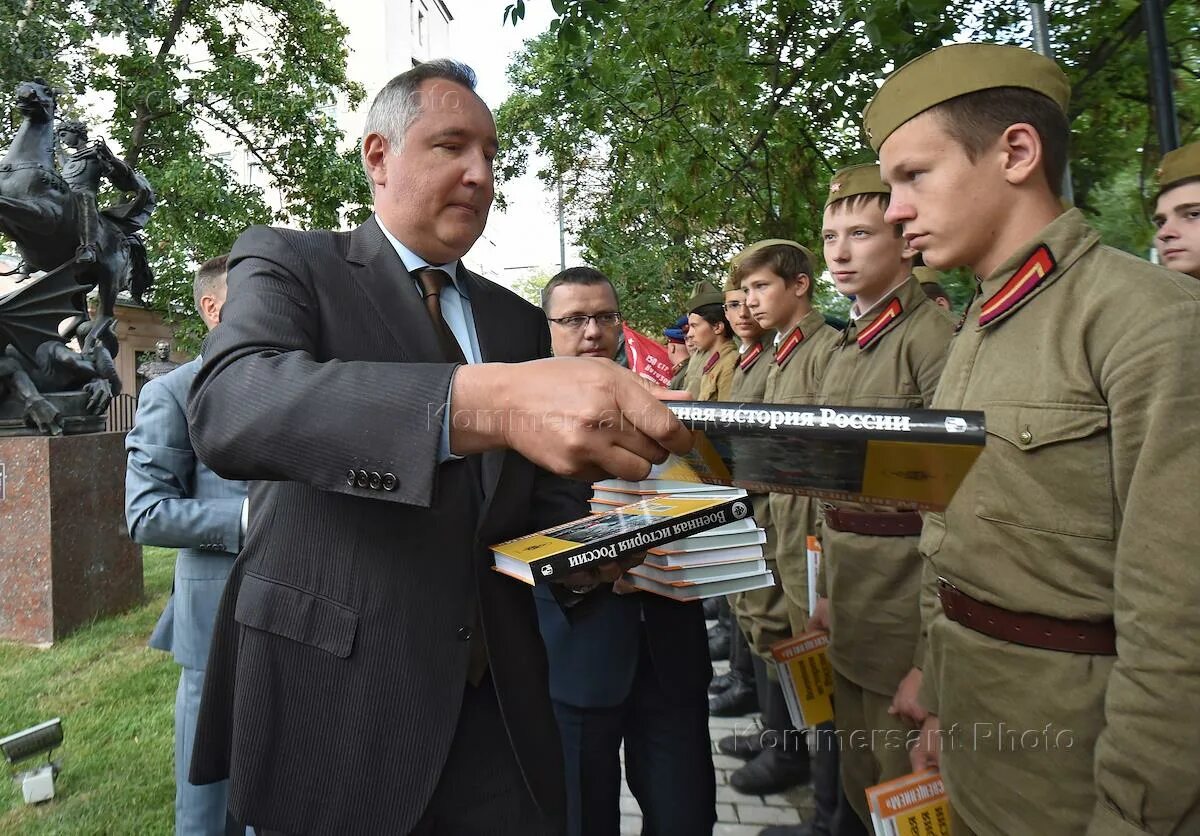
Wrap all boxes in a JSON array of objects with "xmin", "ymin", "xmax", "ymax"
[
  {"xmin": 850, "ymin": 277, "xmax": 909, "ymax": 321},
  {"xmin": 375, "ymin": 214, "xmax": 469, "ymax": 298}
]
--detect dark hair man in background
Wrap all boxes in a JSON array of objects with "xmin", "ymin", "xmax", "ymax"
[{"xmin": 537, "ymin": 266, "xmax": 716, "ymax": 836}]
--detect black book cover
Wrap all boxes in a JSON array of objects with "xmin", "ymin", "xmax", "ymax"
[
  {"xmin": 492, "ymin": 492, "xmax": 752, "ymax": 585},
  {"xmin": 660, "ymin": 402, "xmax": 986, "ymax": 511}
]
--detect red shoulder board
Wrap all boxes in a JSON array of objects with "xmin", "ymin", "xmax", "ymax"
[
  {"xmin": 856, "ymin": 298, "xmax": 903, "ymax": 350},
  {"xmin": 703, "ymin": 351, "xmax": 721, "ymax": 374},
  {"xmin": 978, "ymin": 245, "xmax": 1056, "ymax": 327},
  {"xmin": 774, "ymin": 327, "xmax": 805, "ymax": 368},
  {"xmin": 738, "ymin": 342, "xmax": 764, "ymax": 372}
]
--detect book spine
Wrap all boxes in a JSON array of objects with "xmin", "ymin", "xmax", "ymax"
[
  {"xmin": 666, "ymin": 401, "xmax": 986, "ymax": 445},
  {"xmin": 531, "ymin": 495, "xmax": 752, "ymax": 583}
]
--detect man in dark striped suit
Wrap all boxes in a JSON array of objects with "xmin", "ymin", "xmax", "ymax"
[{"xmin": 187, "ymin": 60, "xmax": 690, "ymax": 835}]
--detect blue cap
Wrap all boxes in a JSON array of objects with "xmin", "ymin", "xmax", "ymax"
[{"xmin": 664, "ymin": 315, "xmax": 688, "ymax": 343}]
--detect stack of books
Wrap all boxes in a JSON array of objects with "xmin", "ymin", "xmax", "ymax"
[
  {"xmin": 491, "ymin": 492, "xmax": 754, "ymax": 586},
  {"xmin": 592, "ymin": 479, "xmax": 775, "ymax": 601}
]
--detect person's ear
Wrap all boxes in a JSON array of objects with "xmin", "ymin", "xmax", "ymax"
[
  {"xmin": 999, "ymin": 123, "xmax": 1043, "ymax": 188},
  {"xmin": 362, "ymin": 132, "xmax": 391, "ymax": 188},
  {"xmin": 793, "ymin": 274, "xmax": 811, "ymax": 299}
]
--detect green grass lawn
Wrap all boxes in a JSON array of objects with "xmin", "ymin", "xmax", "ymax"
[{"xmin": 0, "ymin": 547, "xmax": 178, "ymax": 834}]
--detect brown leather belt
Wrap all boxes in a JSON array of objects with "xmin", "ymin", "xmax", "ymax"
[
  {"xmin": 937, "ymin": 578, "xmax": 1116, "ymax": 655},
  {"xmin": 823, "ymin": 506, "xmax": 923, "ymax": 537}
]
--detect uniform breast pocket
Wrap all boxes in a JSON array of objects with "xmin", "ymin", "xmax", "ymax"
[{"xmin": 975, "ymin": 403, "xmax": 1114, "ymax": 540}]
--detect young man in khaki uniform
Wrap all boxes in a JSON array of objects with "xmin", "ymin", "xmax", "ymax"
[
  {"xmin": 680, "ymin": 282, "xmax": 721, "ymax": 398},
  {"xmin": 722, "ymin": 279, "xmax": 785, "ymax": 667},
  {"xmin": 731, "ymin": 240, "xmax": 841, "ymax": 804},
  {"xmin": 736, "ymin": 242, "xmax": 841, "ymax": 635},
  {"xmin": 688, "ymin": 279, "xmax": 738, "ymax": 401},
  {"xmin": 805, "ymin": 164, "xmax": 954, "ymax": 828},
  {"xmin": 866, "ymin": 43, "xmax": 1200, "ymax": 835},
  {"xmin": 1153, "ymin": 140, "xmax": 1200, "ymax": 280},
  {"xmin": 709, "ymin": 281, "xmax": 780, "ymax": 720}
]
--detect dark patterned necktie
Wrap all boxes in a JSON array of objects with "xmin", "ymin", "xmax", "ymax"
[
  {"xmin": 414, "ymin": 267, "xmax": 487, "ymax": 684},
  {"xmin": 414, "ymin": 267, "xmax": 467, "ymax": 364}
]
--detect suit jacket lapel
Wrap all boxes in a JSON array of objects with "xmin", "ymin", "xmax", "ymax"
[
  {"xmin": 346, "ymin": 217, "xmax": 443, "ymax": 361},
  {"xmin": 346, "ymin": 226, "xmax": 510, "ymax": 512}
]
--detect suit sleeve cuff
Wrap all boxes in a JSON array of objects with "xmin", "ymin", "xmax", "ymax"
[{"xmin": 439, "ymin": 366, "xmax": 464, "ymax": 463}]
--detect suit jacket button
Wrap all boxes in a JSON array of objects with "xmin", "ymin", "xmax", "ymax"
[
  {"xmin": 457, "ymin": 626, "xmax": 472, "ymax": 641},
  {"xmin": 382, "ymin": 473, "xmax": 397, "ymax": 491},
  {"xmin": 368, "ymin": 471, "xmax": 382, "ymax": 490},
  {"xmin": 356, "ymin": 469, "xmax": 369, "ymax": 488},
  {"xmin": 346, "ymin": 469, "xmax": 356, "ymax": 486}
]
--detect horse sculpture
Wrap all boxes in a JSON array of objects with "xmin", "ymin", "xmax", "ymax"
[
  {"xmin": 0, "ymin": 79, "xmax": 153, "ymax": 434},
  {"xmin": 0, "ymin": 79, "xmax": 154, "ymax": 351}
]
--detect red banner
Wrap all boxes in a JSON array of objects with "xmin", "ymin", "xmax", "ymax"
[{"xmin": 622, "ymin": 324, "xmax": 673, "ymax": 387}]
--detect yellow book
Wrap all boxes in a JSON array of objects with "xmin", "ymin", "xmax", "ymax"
[
  {"xmin": 491, "ymin": 492, "xmax": 751, "ymax": 585},
  {"xmin": 770, "ymin": 631, "xmax": 834, "ymax": 728},
  {"xmin": 866, "ymin": 770, "xmax": 953, "ymax": 836}
]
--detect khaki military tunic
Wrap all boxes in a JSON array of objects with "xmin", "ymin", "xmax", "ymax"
[
  {"xmin": 818, "ymin": 276, "xmax": 954, "ymax": 696},
  {"xmin": 684, "ymin": 350, "xmax": 707, "ymax": 398},
  {"xmin": 918, "ymin": 210, "xmax": 1200, "ymax": 836},
  {"xmin": 814, "ymin": 275, "xmax": 954, "ymax": 825},
  {"xmin": 697, "ymin": 340, "xmax": 738, "ymax": 401},
  {"xmin": 668, "ymin": 359, "xmax": 688, "ymax": 391},
  {"xmin": 763, "ymin": 308, "xmax": 841, "ymax": 631},
  {"xmin": 725, "ymin": 334, "xmax": 790, "ymax": 656}
]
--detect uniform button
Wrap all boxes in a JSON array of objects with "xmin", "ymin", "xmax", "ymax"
[
  {"xmin": 368, "ymin": 471, "xmax": 382, "ymax": 490},
  {"xmin": 382, "ymin": 473, "xmax": 398, "ymax": 491},
  {"xmin": 456, "ymin": 626, "xmax": 472, "ymax": 641},
  {"xmin": 356, "ymin": 469, "xmax": 369, "ymax": 488},
  {"xmin": 1018, "ymin": 429, "xmax": 1033, "ymax": 445},
  {"xmin": 346, "ymin": 469, "xmax": 356, "ymax": 486}
]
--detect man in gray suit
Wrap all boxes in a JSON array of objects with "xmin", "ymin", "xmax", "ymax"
[{"xmin": 126, "ymin": 254, "xmax": 246, "ymax": 835}]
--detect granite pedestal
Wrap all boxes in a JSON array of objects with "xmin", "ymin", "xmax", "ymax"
[{"xmin": 0, "ymin": 432, "xmax": 142, "ymax": 645}]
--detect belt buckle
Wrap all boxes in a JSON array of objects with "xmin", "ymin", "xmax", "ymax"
[{"xmin": 936, "ymin": 576, "xmax": 954, "ymax": 603}]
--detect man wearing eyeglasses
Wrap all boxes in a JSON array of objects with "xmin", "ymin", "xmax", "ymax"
[{"xmin": 537, "ymin": 266, "xmax": 717, "ymax": 836}]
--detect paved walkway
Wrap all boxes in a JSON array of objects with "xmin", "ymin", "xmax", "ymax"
[{"xmin": 616, "ymin": 655, "xmax": 816, "ymax": 835}]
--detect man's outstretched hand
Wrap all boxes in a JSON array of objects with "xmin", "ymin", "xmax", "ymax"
[{"xmin": 450, "ymin": 357, "xmax": 694, "ymax": 482}]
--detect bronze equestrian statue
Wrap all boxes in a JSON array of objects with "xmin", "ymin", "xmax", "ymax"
[
  {"xmin": 0, "ymin": 79, "xmax": 154, "ymax": 352},
  {"xmin": 0, "ymin": 79, "xmax": 154, "ymax": 434}
]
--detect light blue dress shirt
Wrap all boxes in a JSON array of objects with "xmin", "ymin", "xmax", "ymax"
[{"xmin": 376, "ymin": 215, "xmax": 481, "ymax": 460}]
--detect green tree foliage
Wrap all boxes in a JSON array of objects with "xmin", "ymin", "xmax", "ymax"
[
  {"xmin": 0, "ymin": 0, "xmax": 372, "ymax": 350},
  {"xmin": 498, "ymin": 1, "xmax": 1198, "ymax": 330}
]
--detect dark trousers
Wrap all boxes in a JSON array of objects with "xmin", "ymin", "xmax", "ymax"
[
  {"xmin": 554, "ymin": 630, "xmax": 715, "ymax": 836},
  {"xmin": 256, "ymin": 674, "xmax": 560, "ymax": 836},
  {"xmin": 813, "ymin": 722, "xmax": 869, "ymax": 836},
  {"xmin": 411, "ymin": 673, "xmax": 561, "ymax": 835}
]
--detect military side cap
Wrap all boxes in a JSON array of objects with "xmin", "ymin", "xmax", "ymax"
[
  {"xmin": 863, "ymin": 43, "xmax": 1070, "ymax": 152},
  {"xmin": 913, "ymin": 266, "xmax": 942, "ymax": 285},
  {"xmin": 826, "ymin": 164, "xmax": 889, "ymax": 207},
  {"xmin": 1157, "ymin": 141, "xmax": 1200, "ymax": 193},
  {"xmin": 687, "ymin": 280, "xmax": 725, "ymax": 311},
  {"xmin": 731, "ymin": 238, "xmax": 817, "ymax": 273}
]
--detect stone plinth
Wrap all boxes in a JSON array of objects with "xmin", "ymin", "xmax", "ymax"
[{"xmin": 0, "ymin": 432, "xmax": 143, "ymax": 645}]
